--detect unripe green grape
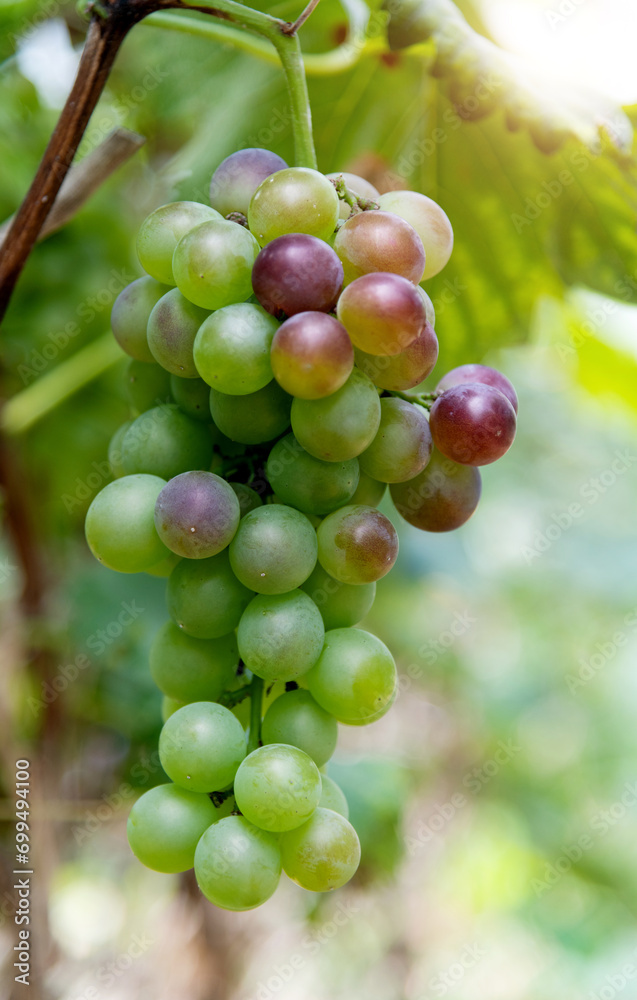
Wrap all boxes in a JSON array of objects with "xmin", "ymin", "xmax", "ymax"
[
  {"xmin": 307, "ymin": 628, "xmax": 397, "ymax": 725},
  {"xmin": 173, "ymin": 219, "xmax": 259, "ymax": 310},
  {"xmin": 85, "ymin": 474, "xmax": 168, "ymax": 573},
  {"xmin": 237, "ymin": 590, "xmax": 325, "ymax": 682},
  {"xmin": 300, "ymin": 563, "xmax": 376, "ymax": 630},
  {"xmin": 317, "ymin": 505, "xmax": 398, "ymax": 584},
  {"xmin": 137, "ymin": 201, "xmax": 222, "ymax": 285},
  {"xmin": 120, "ymin": 404, "xmax": 212, "ymax": 480},
  {"xmin": 150, "ymin": 621, "xmax": 238, "ymax": 702},
  {"xmin": 159, "ymin": 701, "xmax": 246, "ymax": 792},
  {"xmin": 127, "ymin": 783, "xmax": 220, "ymax": 873},
  {"xmin": 111, "ymin": 276, "xmax": 170, "ymax": 363},
  {"xmin": 280, "ymin": 807, "xmax": 360, "ymax": 891},
  {"xmin": 107, "ymin": 420, "xmax": 132, "ymax": 478},
  {"xmin": 194, "ymin": 816, "xmax": 282, "ymax": 910},
  {"xmin": 229, "ymin": 505, "xmax": 317, "ymax": 594},
  {"xmin": 266, "ymin": 434, "xmax": 359, "ymax": 516},
  {"xmin": 262, "ymin": 690, "xmax": 338, "ymax": 767},
  {"xmin": 233, "ymin": 744, "xmax": 321, "ymax": 832},
  {"xmin": 229, "ymin": 482, "xmax": 263, "ymax": 516},
  {"xmin": 248, "ymin": 168, "xmax": 339, "ymax": 246},
  {"xmin": 349, "ymin": 470, "xmax": 386, "ymax": 507},
  {"xmin": 358, "ymin": 397, "xmax": 433, "ymax": 483},
  {"xmin": 194, "ymin": 303, "xmax": 278, "ymax": 394},
  {"xmin": 144, "ymin": 551, "xmax": 180, "ymax": 578},
  {"xmin": 161, "ymin": 695, "xmax": 184, "ymax": 722},
  {"xmin": 377, "ymin": 190, "xmax": 453, "ymax": 280},
  {"xmin": 170, "ymin": 375, "xmax": 211, "ymax": 422},
  {"xmin": 147, "ymin": 288, "xmax": 209, "ymax": 378},
  {"xmin": 167, "ymin": 550, "xmax": 254, "ymax": 639},
  {"xmin": 124, "ymin": 359, "xmax": 172, "ymax": 414},
  {"xmin": 209, "ymin": 380, "xmax": 291, "ymax": 445},
  {"xmin": 319, "ymin": 775, "xmax": 349, "ymax": 817},
  {"xmin": 290, "ymin": 368, "xmax": 381, "ymax": 462}
]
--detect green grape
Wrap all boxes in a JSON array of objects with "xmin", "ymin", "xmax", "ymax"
[
  {"xmin": 229, "ymin": 505, "xmax": 317, "ymax": 594},
  {"xmin": 262, "ymin": 690, "xmax": 337, "ymax": 767},
  {"xmin": 124, "ymin": 359, "xmax": 172, "ymax": 414},
  {"xmin": 248, "ymin": 167, "xmax": 339, "ymax": 246},
  {"xmin": 169, "ymin": 375, "xmax": 212, "ymax": 422},
  {"xmin": 237, "ymin": 590, "xmax": 325, "ymax": 682},
  {"xmin": 167, "ymin": 550, "xmax": 254, "ymax": 638},
  {"xmin": 300, "ymin": 563, "xmax": 376, "ymax": 630},
  {"xmin": 229, "ymin": 482, "xmax": 263, "ymax": 516},
  {"xmin": 136, "ymin": 201, "xmax": 222, "ymax": 285},
  {"xmin": 173, "ymin": 219, "xmax": 259, "ymax": 310},
  {"xmin": 194, "ymin": 816, "xmax": 281, "ymax": 910},
  {"xmin": 144, "ymin": 551, "xmax": 180, "ymax": 578},
  {"xmin": 317, "ymin": 505, "xmax": 398, "ymax": 584},
  {"xmin": 358, "ymin": 397, "xmax": 433, "ymax": 483},
  {"xmin": 127, "ymin": 783, "xmax": 219, "ymax": 873},
  {"xmin": 161, "ymin": 695, "xmax": 184, "ymax": 721},
  {"xmin": 345, "ymin": 685, "xmax": 396, "ymax": 726},
  {"xmin": 193, "ymin": 303, "xmax": 278, "ymax": 394},
  {"xmin": 319, "ymin": 775, "xmax": 349, "ymax": 817},
  {"xmin": 280, "ymin": 807, "xmax": 360, "ymax": 891},
  {"xmin": 107, "ymin": 420, "xmax": 131, "ymax": 478},
  {"xmin": 111, "ymin": 276, "xmax": 169, "ymax": 363},
  {"xmin": 290, "ymin": 368, "xmax": 381, "ymax": 462},
  {"xmin": 377, "ymin": 190, "xmax": 454, "ymax": 280},
  {"xmin": 307, "ymin": 628, "xmax": 397, "ymax": 725},
  {"xmin": 233, "ymin": 744, "xmax": 321, "ymax": 832},
  {"xmin": 120, "ymin": 404, "xmax": 212, "ymax": 480},
  {"xmin": 158, "ymin": 701, "xmax": 246, "ymax": 792},
  {"xmin": 147, "ymin": 288, "xmax": 209, "ymax": 378},
  {"xmin": 350, "ymin": 470, "xmax": 387, "ymax": 507},
  {"xmin": 85, "ymin": 474, "xmax": 168, "ymax": 573},
  {"xmin": 209, "ymin": 380, "xmax": 291, "ymax": 445},
  {"xmin": 150, "ymin": 621, "xmax": 238, "ymax": 702},
  {"xmin": 266, "ymin": 434, "xmax": 359, "ymax": 516}
]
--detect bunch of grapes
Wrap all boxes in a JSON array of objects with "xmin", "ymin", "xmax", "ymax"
[{"xmin": 84, "ymin": 147, "xmax": 517, "ymax": 911}]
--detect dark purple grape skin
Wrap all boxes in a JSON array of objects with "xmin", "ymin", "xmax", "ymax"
[
  {"xmin": 429, "ymin": 383, "xmax": 517, "ymax": 466},
  {"xmin": 154, "ymin": 471, "xmax": 240, "ymax": 559},
  {"xmin": 390, "ymin": 449, "xmax": 482, "ymax": 532},
  {"xmin": 209, "ymin": 149, "xmax": 288, "ymax": 217},
  {"xmin": 435, "ymin": 364, "xmax": 518, "ymax": 414},
  {"xmin": 251, "ymin": 235, "xmax": 344, "ymax": 319}
]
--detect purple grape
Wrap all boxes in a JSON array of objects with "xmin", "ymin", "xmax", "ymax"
[
  {"xmin": 390, "ymin": 449, "xmax": 482, "ymax": 532},
  {"xmin": 271, "ymin": 312, "xmax": 354, "ymax": 399},
  {"xmin": 154, "ymin": 471, "xmax": 240, "ymax": 559},
  {"xmin": 435, "ymin": 364, "xmax": 518, "ymax": 414},
  {"xmin": 209, "ymin": 148, "xmax": 288, "ymax": 217},
  {"xmin": 252, "ymin": 235, "xmax": 344, "ymax": 318},
  {"xmin": 429, "ymin": 384, "xmax": 517, "ymax": 466}
]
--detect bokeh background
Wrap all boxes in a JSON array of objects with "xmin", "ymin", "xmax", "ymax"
[{"xmin": 1, "ymin": 0, "xmax": 637, "ymax": 997}]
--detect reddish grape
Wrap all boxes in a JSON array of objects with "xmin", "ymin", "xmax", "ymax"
[
  {"xmin": 333, "ymin": 210, "xmax": 425, "ymax": 285},
  {"xmin": 429, "ymin": 384, "xmax": 517, "ymax": 466},
  {"xmin": 154, "ymin": 471, "xmax": 240, "ymax": 558},
  {"xmin": 209, "ymin": 148, "xmax": 288, "ymax": 216},
  {"xmin": 390, "ymin": 449, "xmax": 482, "ymax": 532},
  {"xmin": 435, "ymin": 363, "xmax": 518, "ymax": 414},
  {"xmin": 271, "ymin": 312, "xmax": 354, "ymax": 399},
  {"xmin": 317, "ymin": 505, "xmax": 399, "ymax": 584},
  {"xmin": 354, "ymin": 320, "xmax": 438, "ymax": 390},
  {"xmin": 337, "ymin": 272, "xmax": 426, "ymax": 356},
  {"xmin": 251, "ymin": 235, "xmax": 344, "ymax": 318}
]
